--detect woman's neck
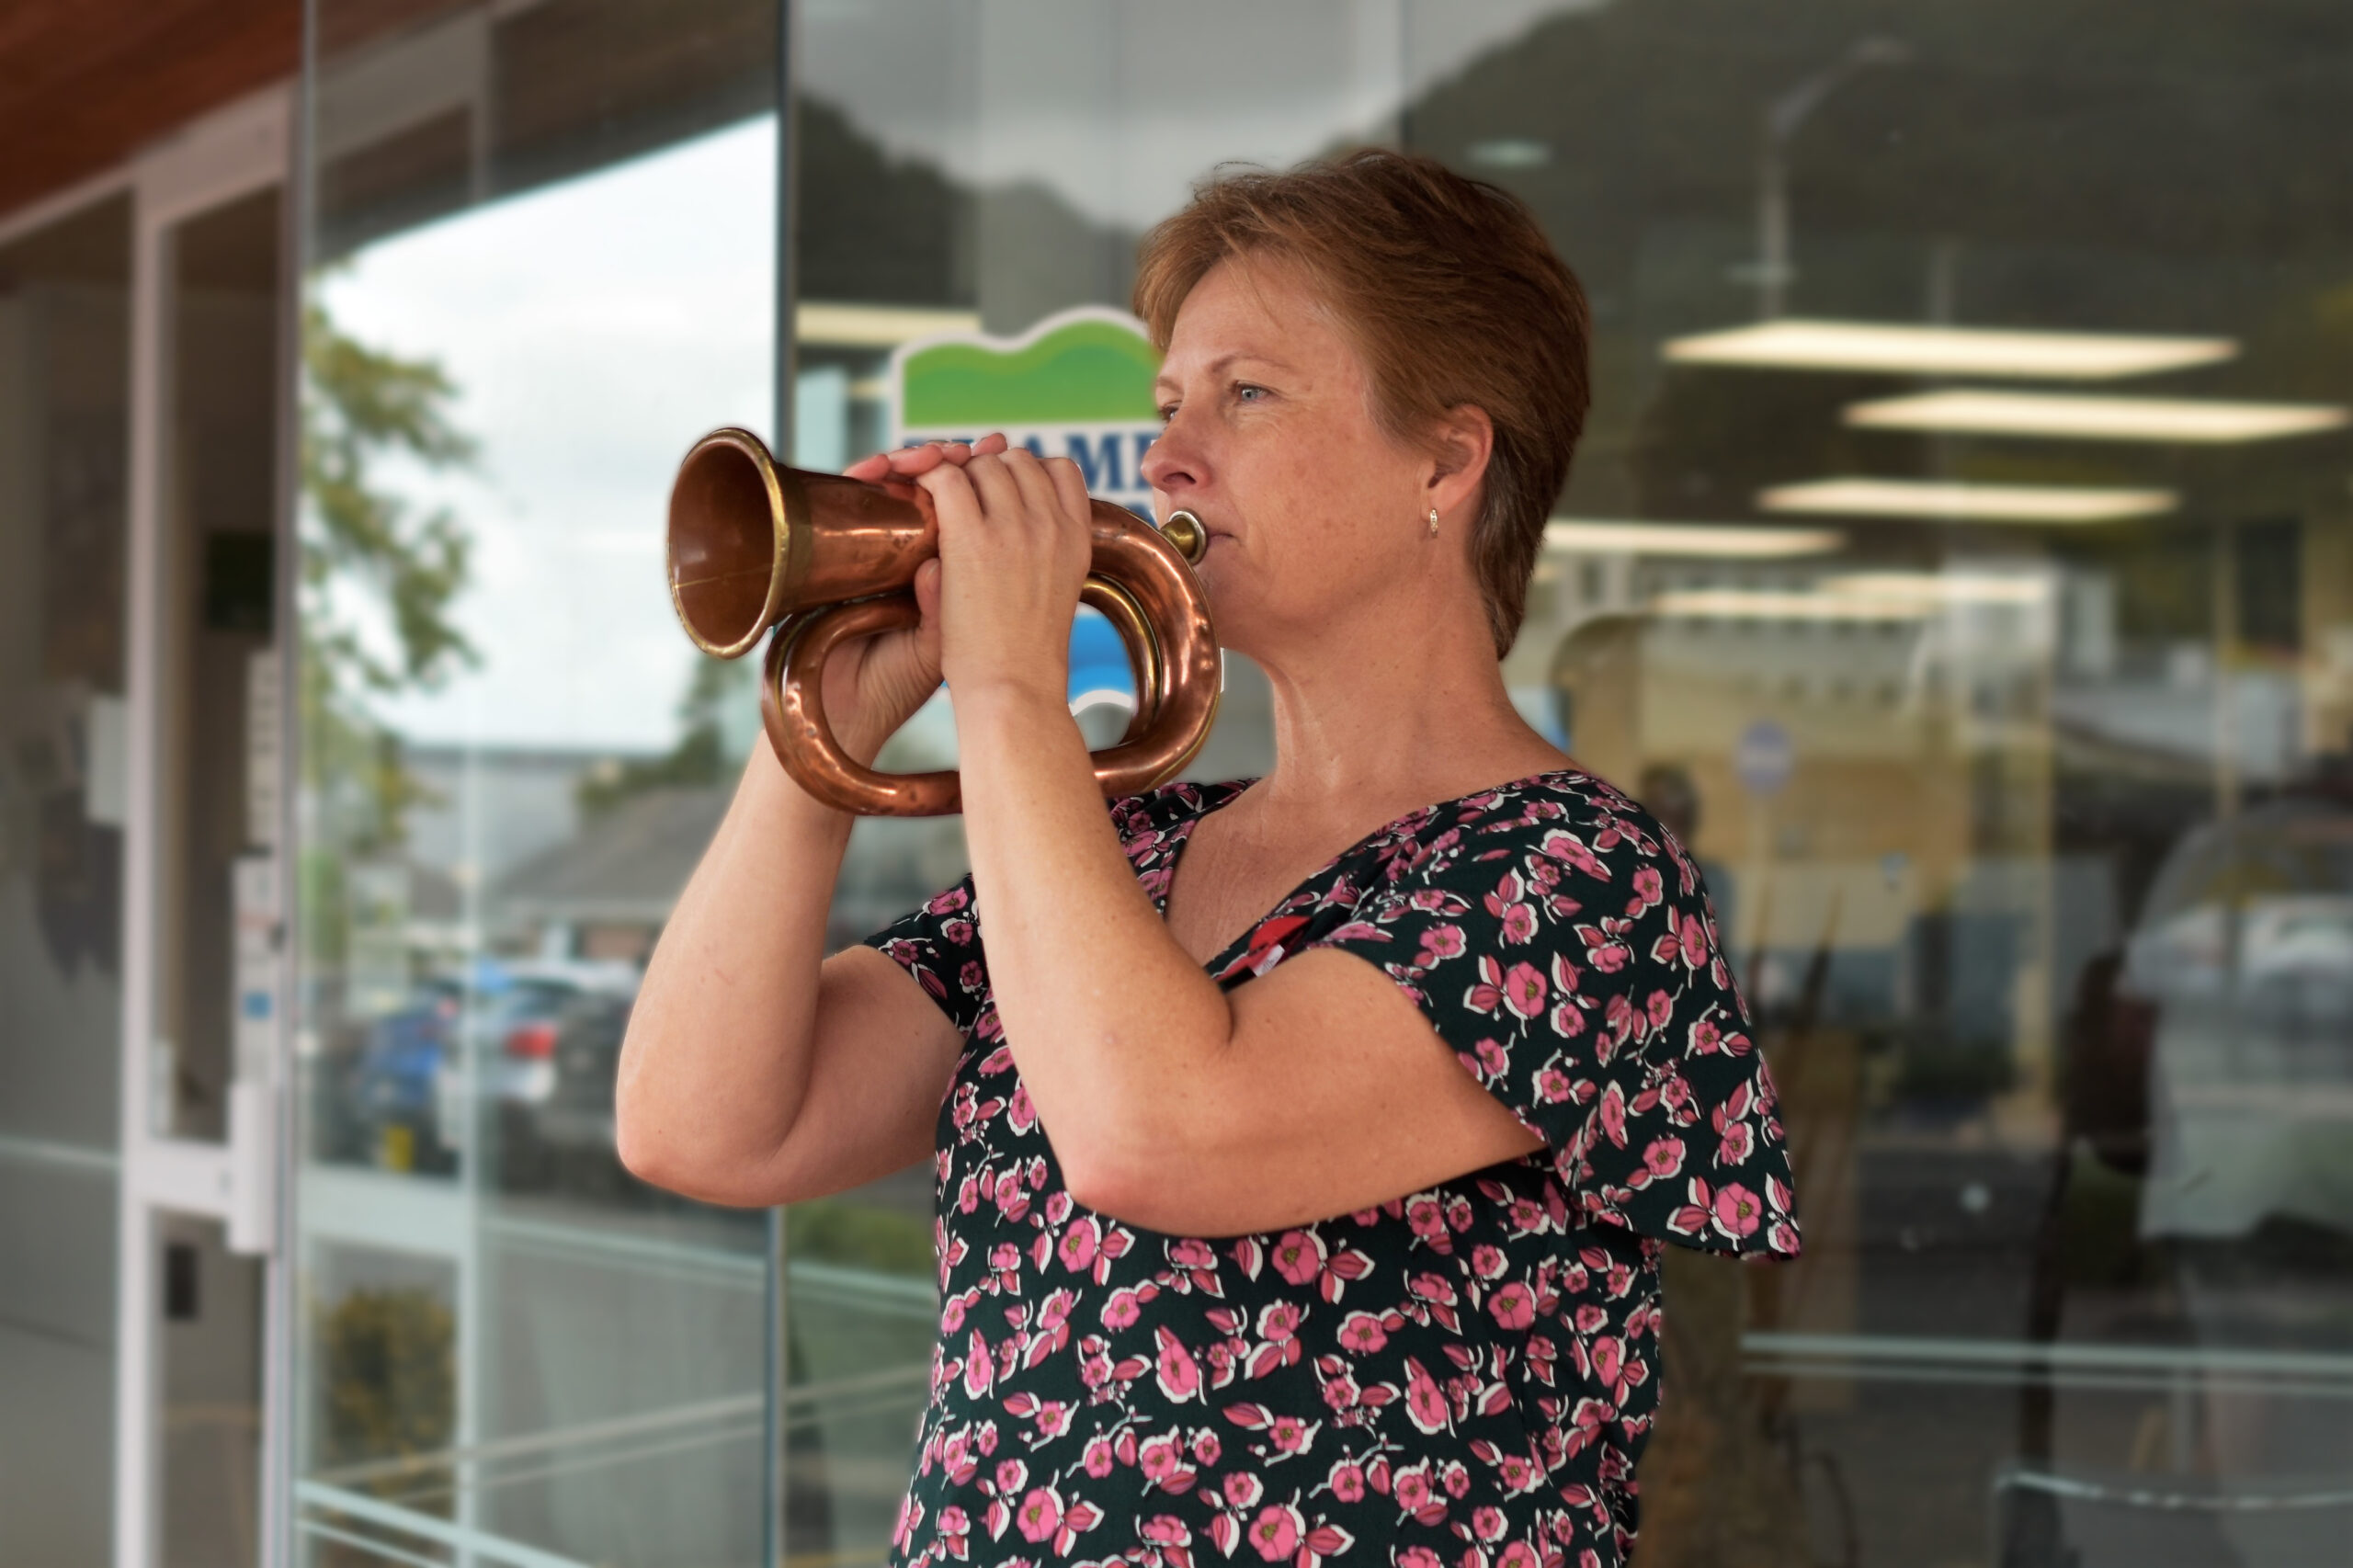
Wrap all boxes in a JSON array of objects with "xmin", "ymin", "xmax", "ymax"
[{"xmin": 1241, "ymin": 600, "xmax": 1568, "ymax": 834}]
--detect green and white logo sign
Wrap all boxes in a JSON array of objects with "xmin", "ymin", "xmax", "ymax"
[{"xmin": 887, "ymin": 306, "xmax": 1162, "ymax": 519}]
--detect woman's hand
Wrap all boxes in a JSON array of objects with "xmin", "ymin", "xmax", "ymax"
[
  {"xmin": 821, "ymin": 435, "xmax": 1016, "ymax": 763},
  {"xmin": 912, "ymin": 446, "xmax": 1095, "ymax": 710}
]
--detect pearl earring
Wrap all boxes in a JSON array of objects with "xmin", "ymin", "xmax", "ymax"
[{"xmin": 1427, "ymin": 507, "xmax": 1440, "ymax": 539}]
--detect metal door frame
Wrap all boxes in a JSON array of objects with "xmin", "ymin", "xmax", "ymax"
[{"xmin": 115, "ymin": 83, "xmax": 295, "ymax": 1568}]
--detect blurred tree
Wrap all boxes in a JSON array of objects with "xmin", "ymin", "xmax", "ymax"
[{"xmin": 299, "ymin": 295, "xmax": 478, "ymax": 858}]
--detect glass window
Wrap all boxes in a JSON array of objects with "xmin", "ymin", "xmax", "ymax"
[
  {"xmin": 0, "ymin": 187, "xmax": 131, "ymax": 1568},
  {"xmin": 297, "ymin": 4, "xmax": 779, "ymax": 1564},
  {"xmin": 796, "ymin": 4, "xmax": 2353, "ymax": 1565}
]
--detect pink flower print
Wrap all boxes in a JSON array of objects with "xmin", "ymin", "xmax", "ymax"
[
  {"xmin": 892, "ymin": 1496, "xmax": 924, "ymax": 1551},
  {"xmin": 1246, "ymin": 1505, "xmax": 1302, "ymax": 1562},
  {"xmin": 1223, "ymin": 1471, "xmax": 1263, "ymax": 1509},
  {"xmin": 1465, "ymin": 956, "xmax": 1506, "ymax": 1014},
  {"xmin": 940, "ymin": 1295, "xmax": 967, "ymax": 1333},
  {"xmin": 1058, "ymin": 1217, "xmax": 1099, "ymax": 1272},
  {"xmin": 1033, "ymin": 1401, "xmax": 1072, "ymax": 1438},
  {"xmin": 1495, "ymin": 1451, "xmax": 1538, "ymax": 1493},
  {"xmin": 1321, "ymin": 1371, "xmax": 1358, "ymax": 1412},
  {"xmin": 1101, "ymin": 1289, "xmax": 1142, "ymax": 1331},
  {"xmin": 1688, "ymin": 1017, "xmax": 1722, "ymax": 1054},
  {"xmin": 1392, "ymin": 1464, "xmax": 1435, "ymax": 1512},
  {"xmin": 1167, "ymin": 1237, "xmax": 1216, "ymax": 1271},
  {"xmin": 1417, "ymin": 923, "xmax": 1467, "ymax": 964},
  {"xmin": 1471, "ymin": 1244, "xmax": 1506, "ymax": 1278},
  {"xmin": 1256, "ymin": 1300, "xmax": 1304, "ymax": 1342},
  {"xmin": 1154, "ymin": 1326, "xmax": 1203, "ymax": 1402},
  {"xmin": 1404, "ymin": 1358, "xmax": 1449, "ymax": 1434},
  {"xmin": 1398, "ymin": 1551, "xmax": 1443, "ymax": 1568},
  {"xmin": 1573, "ymin": 1303, "xmax": 1608, "ymax": 1335},
  {"xmin": 995, "ymin": 1458, "xmax": 1028, "ymax": 1495},
  {"xmin": 1498, "ymin": 1542, "xmax": 1541, "ymax": 1568},
  {"xmin": 1713, "ymin": 1181, "xmax": 1763, "ymax": 1238},
  {"xmin": 1646, "ymin": 988, "xmax": 1674, "ymax": 1032},
  {"xmin": 1488, "ymin": 1282, "xmax": 1536, "ymax": 1330},
  {"xmin": 1405, "ymin": 1197, "xmax": 1448, "ymax": 1244},
  {"xmin": 1591, "ymin": 1335, "xmax": 1624, "ymax": 1392},
  {"xmin": 1534, "ymin": 1065, "xmax": 1574, "ymax": 1104},
  {"xmin": 1597, "ymin": 1083, "xmax": 1629, "ymax": 1148},
  {"xmin": 1082, "ymin": 1435, "xmax": 1114, "ymax": 1477},
  {"xmin": 1270, "ymin": 1229, "xmax": 1324, "ymax": 1287},
  {"xmin": 1337, "ymin": 1312, "xmax": 1389, "ymax": 1354},
  {"xmin": 1718, "ymin": 1119, "xmax": 1755, "ymax": 1165},
  {"xmin": 925, "ymin": 885, "xmax": 970, "ymax": 915},
  {"xmin": 1006, "ymin": 1084, "xmax": 1036, "ymax": 1133},
  {"xmin": 1472, "ymin": 1038, "xmax": 1509, "ymax": 1078},
  {"xmin": 1192, "ymin": 1429, "xmax": 1222, "ymax": 1466},
  {"xmin": 1547, "ymin": 1000, "xmax": 1588, "ymax": 1040},
  {"xmin": 1331, "ymin": 1461, "xmax": 1367, "ymax": 1502},
  {"xmin": 1501, "ymin": 961, "xmax": 1548, "ymax": 1019},
  {"xmin": 1472, "ymin": 1505, "xmax": 1508, "ymax": 1541},
  {"xmin": 1439, "ymin": 1459, "xmax": 1472, "ymax": 1499},
  {"xmin": 1140, "ymin": 1515, "xmax": 1191, "ymax": 1548},
  {"xmin": 1643, "ymin": 1136, "xmax": 1686, "ymax": 1180},
  {"xmin": 1014, "ymin": 1486, "xmax": 1060, "ymax": 1545},
  {"xmin": 962, "ymin": 1331, "xmax": 993, "ymax": 1398},
  {"xmin": 1499, "ymin": 903, "xmax": 1538, "ymax": 944},
  {"xmin": 1269, "ymin": 1414, "xmax": 1313, "ymax": 1453},
  {"xmin": 1630, "ymin": 866, "xmax": 1663, "ymax": 910},
  {"xmin": 1138, "ymin": 1433, "xmax": 1185, "ymax": 1486}
]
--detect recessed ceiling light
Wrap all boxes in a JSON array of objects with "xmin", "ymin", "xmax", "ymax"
[
  {"xmin": 1845, "ymin": 388, "xmax": 2351, "ymax": 444},
  {"xmin": 798, "ymin": 301, "xmax": 982, "ymax": 348},
  {"xmin": 1652, "ymin": 573, "xmax": 2051, "ymax": 621},
  {"xmin": 1650, "ymin": 588, "xmax": 1927, "ymax": 621},
  {"xmin": 1544, "ymin": 520, "xmax": 1843, "ymax": 557},
  {"xmin": 1468, "ymin": 139, "xmax": 1552, "ymax": 169},
  {"xmin": 1665, "ymin": 319, "xmax": 2237, "ymax": 381},
  {"xmin": 1757, "ymin": 477, "xmax": 2177, "ymax": 524}
]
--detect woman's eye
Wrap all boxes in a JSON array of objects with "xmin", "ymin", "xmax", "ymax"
[
  {"xmin": 1156, "ymin": 403, "xmax": 1178, "ymax": 424},
  {"xmin": 1234, "ymin": 383, "xmax": 1267, "ymax": 403}
]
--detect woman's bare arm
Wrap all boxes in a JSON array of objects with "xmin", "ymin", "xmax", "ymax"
[
  {"xmin": 613, "ymin": 437, "xmax": 1012, "ymax": 1207},
  {"xmin": 614, "ymin": 743, "xmax": 962, "ymax": 1207}
]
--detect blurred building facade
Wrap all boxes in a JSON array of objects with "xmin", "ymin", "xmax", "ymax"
[{"xmin": 2, "ymin": 4, "xmax": 2349, "ymax": 1567}]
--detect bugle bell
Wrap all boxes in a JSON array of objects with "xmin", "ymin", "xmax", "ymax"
[{"xmin": 665, "ymin": 426, "xmax": 1220, "ymax": 816}]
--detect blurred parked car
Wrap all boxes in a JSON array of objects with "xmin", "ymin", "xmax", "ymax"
[{"xmin": 348, "ymin": 977, "xmax": 464, "ymax": 1173}]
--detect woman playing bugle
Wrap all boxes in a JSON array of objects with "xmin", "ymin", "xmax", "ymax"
[{"xmin": 619, "ymin": 150, "xmax": 1798, "ymax": 1567}]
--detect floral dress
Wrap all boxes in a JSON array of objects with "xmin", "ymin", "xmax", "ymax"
[{"xmin": 862, "ymin": 771, "xmax": 1799, "ymax": 1568}]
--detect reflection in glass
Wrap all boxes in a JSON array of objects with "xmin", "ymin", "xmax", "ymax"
[
  {"xmin": 0, "ymin": 189, "xmax": 130, "ymax": 1566},
  {"xmin": 797, "ymin": 4, "xmax": 2352, "ymax": 1566},
  {"xmin": 297, "ymin": 2, "xmax": 779, "ymax": 1563}
]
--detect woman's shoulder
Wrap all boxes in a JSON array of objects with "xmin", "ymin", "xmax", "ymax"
[
  {"xmin": 1365, "ymin": 767, "xmax": 1699, "ymax": 895},
  {"xmin": 1108, "ymin": 777, "xmax": 1255, "ymax": 844}
]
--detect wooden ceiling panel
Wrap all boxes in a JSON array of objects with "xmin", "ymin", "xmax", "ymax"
[{"xmin": 0, "ymin": 0, "xmax": 298, "ymax": 218}]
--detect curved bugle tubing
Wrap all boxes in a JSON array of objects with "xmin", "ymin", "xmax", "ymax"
[{"xmin": 667, "ymin": 426, "xmax": 1219, "ymax": 817}]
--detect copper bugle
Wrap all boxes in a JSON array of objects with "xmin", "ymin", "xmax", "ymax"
[{"xmin": 665, "ymin": 426, "xmax": 1220, "ymax": 816}]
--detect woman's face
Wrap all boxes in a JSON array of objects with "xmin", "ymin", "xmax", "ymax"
[{"xmin": 1142, "ymin": 256, "xmax": 1461, "ymax": 664}]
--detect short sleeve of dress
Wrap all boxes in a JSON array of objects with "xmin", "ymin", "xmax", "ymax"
[
  {"xmin": 860, "ymin": 874, "xmax": 991, "ymax": 1038},
  {"xmin": 1307, "ymin": 780, "xmax": 1801, "ymax": 1258}
]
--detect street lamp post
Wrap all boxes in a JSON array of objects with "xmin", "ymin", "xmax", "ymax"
[{"xmin": 1752, "ymin": 37, "xmax": 1912, "ymax": 319}]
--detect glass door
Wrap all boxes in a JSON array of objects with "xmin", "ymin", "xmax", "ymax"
[
  {"xmin": 0, "ymin": 183, "xmax": 134, "ymax": 1568},
  {"xmin": 119, "ymin": 89, "xmax": 292, "ymax": 1568}
]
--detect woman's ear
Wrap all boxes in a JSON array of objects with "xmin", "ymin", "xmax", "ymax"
[{"xmin": 1426, "ymin": 404, "xmax": 1495, "ymax": 519}]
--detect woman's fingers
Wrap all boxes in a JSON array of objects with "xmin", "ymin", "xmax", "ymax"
[{"xmin": 1041, "ymin": 454, "xmax": 1092, "ymax": 529}]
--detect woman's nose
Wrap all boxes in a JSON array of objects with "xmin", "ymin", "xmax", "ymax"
[{"xmin": 1139, "ymin": 417, "xmax": 1199, "ymax": 494}]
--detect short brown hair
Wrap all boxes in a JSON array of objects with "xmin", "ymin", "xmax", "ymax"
[{"xmin": 1134, "ymin": 150, "xmax": 1590, "ymax": 657}]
